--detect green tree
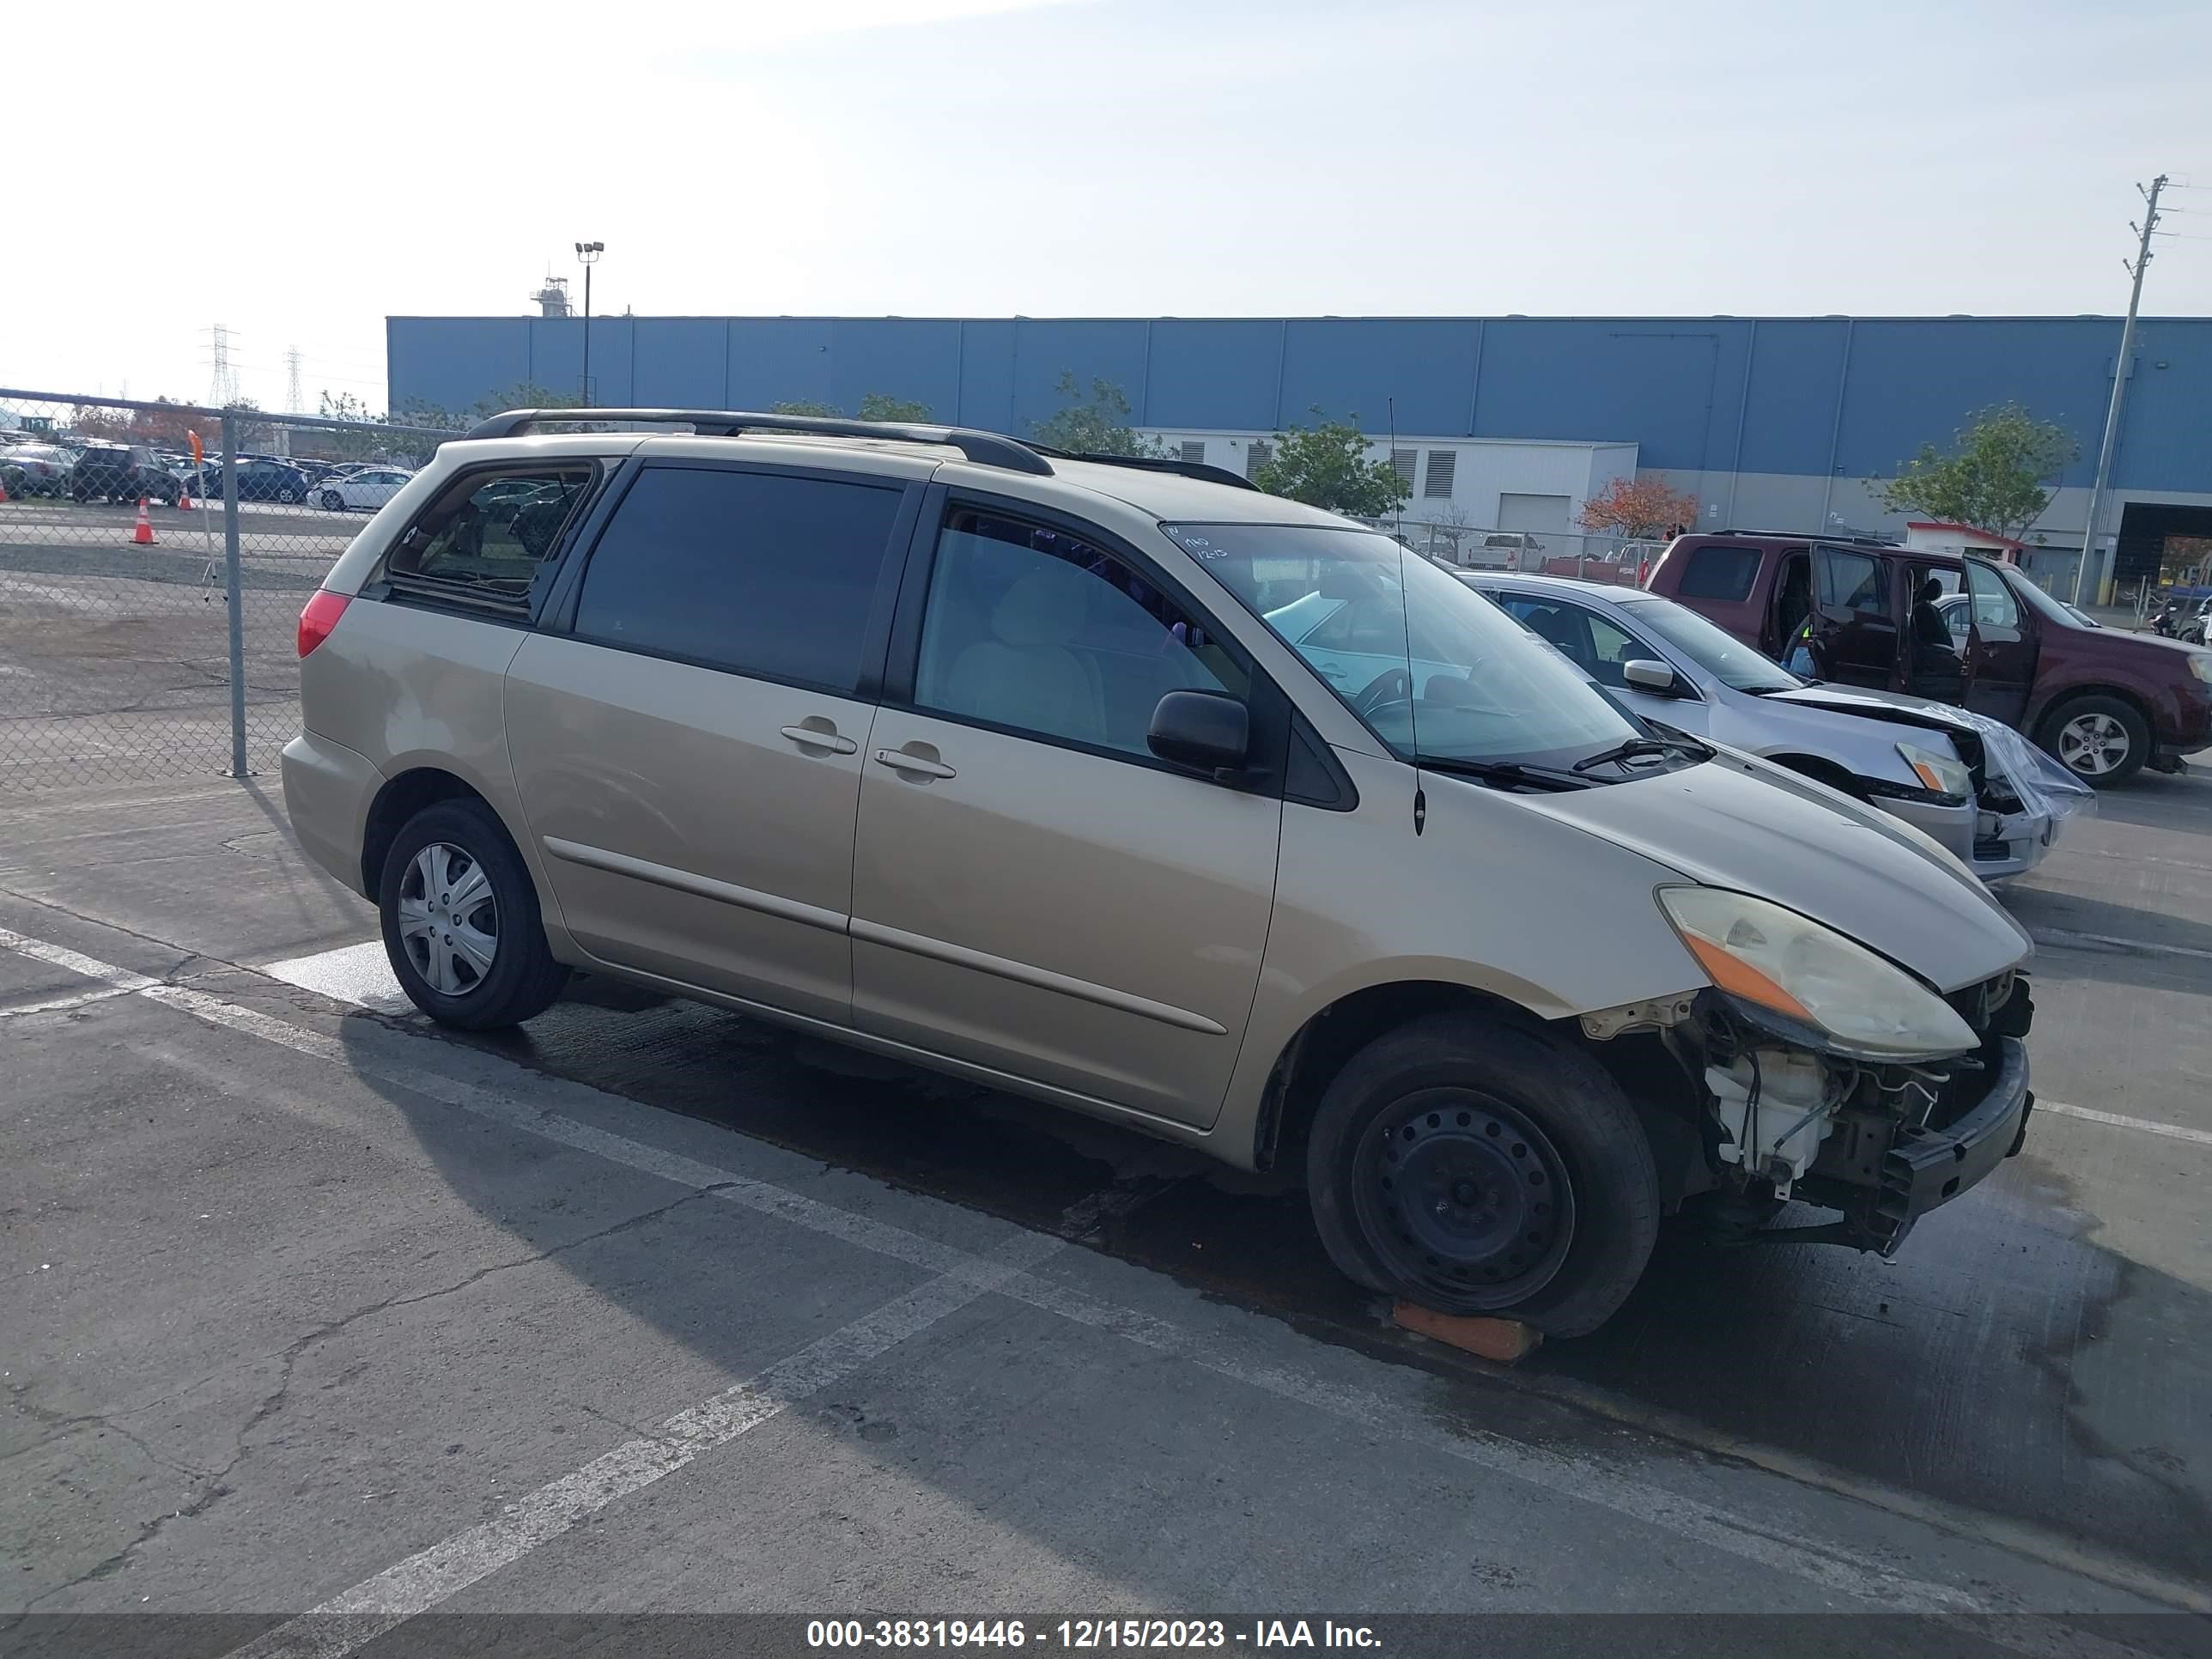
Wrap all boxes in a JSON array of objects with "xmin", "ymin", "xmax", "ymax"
[
  {"xmin": 1876, "ymin": 404, "xmax": 2078, "ymax": 543},
  {"xmin": 771, "ymin": 399, "xmax": 841, "ymax": 417},
  {"xmin": 1251, "ymin": 409, "xmax": 1411, "ymax": 518},
  {"xmin": 1029, "ymin": 372, "xmax": 1162, "ymax": 458},
  {"xmin": 856, "ymin": 392, "xmax": 933, "ymax": 422}
]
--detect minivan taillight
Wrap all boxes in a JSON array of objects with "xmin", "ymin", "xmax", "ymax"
[{"xmin": 298, "ymin": 590, "xmax": 349, "ymax": 657}]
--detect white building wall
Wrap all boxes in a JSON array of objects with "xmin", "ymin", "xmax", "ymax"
[{"xmin": 1133, "ymin": 428, "xmax": 1638, "ymax": 532}]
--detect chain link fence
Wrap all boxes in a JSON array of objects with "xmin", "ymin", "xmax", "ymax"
[{"xmin": 0, "ymin": 388, "xmax": 455, "ymax": 792}]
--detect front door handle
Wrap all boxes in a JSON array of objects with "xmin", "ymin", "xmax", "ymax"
[
  {"xmin": 872, "ymin": 747, "xmax": 957, "ymax": 780},
  {"xmin": 781, "ymin": 724, "xmax": 859, "ymax": 755}
]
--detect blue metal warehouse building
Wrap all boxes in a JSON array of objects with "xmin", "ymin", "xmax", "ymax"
[{"xmin": 386, "ymin": 313, "xmax": 2212, "ymax": 597}]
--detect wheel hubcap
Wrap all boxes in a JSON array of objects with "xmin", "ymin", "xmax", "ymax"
[
  {"xmin": 2057, "ymin": 713, "xmax": 2128, "ymax": 776},
  {"xmin": 1352, "ymin": 1090, "xmax": 1577, "ymax": 1309},
  {"xmin": 396, "ymin": 842, "xmax": 498, "ymax": 996}
]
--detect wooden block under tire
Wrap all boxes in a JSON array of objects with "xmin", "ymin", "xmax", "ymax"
[{"xmin": 1392, "ymin": 1299, "xmax": 1543, "ymax": 1363}]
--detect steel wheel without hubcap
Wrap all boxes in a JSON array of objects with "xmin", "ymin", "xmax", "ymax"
[
  {"xmin": 395, "ymin": 842, "xmax": 498, "ymax": 997},
  {"xmin": 2057, "ymin": 711, "xmax": 2130, "ymax": 777},
  {"xmin": 1351, "ymin": 1088, "xmax": 1577, "ymax": 1309}
]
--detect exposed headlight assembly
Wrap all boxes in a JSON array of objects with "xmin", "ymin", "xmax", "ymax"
[
  {"xmin": 2186, "ymin": 652, "xmax": 2212, "ymax": 684},
  {"xmin": 1894, "ymin": 741, "xmax": 1972, "ymax": 801},
  {"xmin": 1658, "ymin": 886, "xmax": 1978, "ymax": 1060}
]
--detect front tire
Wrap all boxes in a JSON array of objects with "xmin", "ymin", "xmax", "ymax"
[
  {"xmin": 2040, "ymin": 693, "xmax": 2149, "ymax": 786},
  {"xmin": 320, "ymin": 489, "xmax": 344, "ymax": 511},
  {"xmin": 1306, "ymin": 1012, "xmax": 1659, "ymax": 1338},
  {"xmin": 379, "ymin": 798, "xmax": 568, "ymax": 1029}
]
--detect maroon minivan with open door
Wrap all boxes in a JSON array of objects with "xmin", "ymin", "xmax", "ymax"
[{"xmin": 1647, "ymin": 532, "xmax": 2212, "ymax": 784}]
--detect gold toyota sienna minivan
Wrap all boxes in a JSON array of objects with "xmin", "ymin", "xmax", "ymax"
[{"xmin": 282, "ymin": 409, "xmax": 2039, "ymax": 1335}]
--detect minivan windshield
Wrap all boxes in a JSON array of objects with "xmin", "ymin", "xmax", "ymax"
[
  {"xmin": 1167, "ymin": 522, "xmax": 1653, "ymax": 773},
  {"xmin": 1618, "ymin": 592, "xmax": 1802, "ymax": 693}
]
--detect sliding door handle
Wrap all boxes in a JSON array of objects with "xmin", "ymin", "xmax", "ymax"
[
  {"xmin": 872, "ymin": 747, "xmax": 957, "ymax": 780},
  {"xmin": 780, "ymin": 724, "xmax": 859, "ymax": 755}
]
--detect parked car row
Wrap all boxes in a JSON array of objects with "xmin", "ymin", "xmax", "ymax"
[
  {"xmin": 0, "ymin": 436, "xmax": 413, "ymax": 509},
  {"xmin": 1644, "ymin": 530, "xmax": 2212, "ymax": 786},
  {"xmin": 281, "ymin": 407, "xmax": 2047, "ymax": 1339}
]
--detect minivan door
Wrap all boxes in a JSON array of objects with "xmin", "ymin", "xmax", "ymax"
[
  {"xmin": 1807, "ymin": 544, "xmax": 1899, "ymax": 690},
  {"xmin": 503, "ymin": 461, "xmax": 916, "ymax": 1026},
  {"xmin": 1960, "ymin": 559, "xmax": 2038, "ymax": 727},
  {"xmin": 848, "ymin": 503, "xmax": 1281, "ymax": 1128}
]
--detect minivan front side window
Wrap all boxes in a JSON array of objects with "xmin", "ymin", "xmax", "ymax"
[
  {"xmin": 1170, "ymin": 523, "xmax": 1650, "ymax": 772},
  {"xmin": 915, "ymin": 510, "xmax": 1247, "ymax": 757}
]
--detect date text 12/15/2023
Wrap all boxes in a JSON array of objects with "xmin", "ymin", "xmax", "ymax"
[{"xmin": 807, "ymin": 1620, "xmax": 1382, "ymax": 1650}]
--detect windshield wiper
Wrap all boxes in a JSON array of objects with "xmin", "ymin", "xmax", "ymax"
[
  {"xmin": 1571, "ymin": 735, "xmax": 1711, "ymax": 774},
  {"xmin": 1411, "ymin": 756, "xmax": 1590, "ymax": 793}
]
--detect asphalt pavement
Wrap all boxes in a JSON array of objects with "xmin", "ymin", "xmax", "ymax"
[{"xmin": 2, "ymin": 769, "xmax": 2209, "ymax": 1654}]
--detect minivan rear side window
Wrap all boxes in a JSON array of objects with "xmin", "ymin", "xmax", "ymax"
[
  {"xmin": 572, "ymin": 465, "xmax": 905, "ymax": 695},
  {"xmin": 1674, "ymin": 544, "xmax": 1762, "ymax": 601},
  {"xmin": 388, "ymin": 465, "xmax": 593, "ymax": 607}
]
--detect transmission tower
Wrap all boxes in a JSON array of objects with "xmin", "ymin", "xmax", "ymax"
[
  {"xmin": 207, "ymin": 325, "xmax": 240, "ymax": 406},
  {"xmin": 286, "ymin": 346, "xmax": 305, "ymax": 415}
]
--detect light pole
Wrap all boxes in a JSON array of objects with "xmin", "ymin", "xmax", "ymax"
[{"xmin": 574, "ymin": 240, "xmax": 604, "ymax": 406}]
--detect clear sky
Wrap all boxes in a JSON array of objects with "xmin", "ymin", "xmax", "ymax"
[{"xmin": 5, "ymin": 0, "xmax": 2205, "ymax": 415}]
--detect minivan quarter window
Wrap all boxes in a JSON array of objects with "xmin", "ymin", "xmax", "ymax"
[
  {"xmin": 572, "ymin": 465, "xmax": 908, "ymax": 695},
  {"xmin": 1674, "ymin": 544, "xmax": 1762, "ymax": 601},
  {"xmin": 386, "ymin": 465, "xmax": 594, "ymax": 608}
]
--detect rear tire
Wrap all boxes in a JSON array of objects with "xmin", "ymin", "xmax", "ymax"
[
  {"xmin": 1306, "ymin": 1011, "xmax": 1659, "ymax": 1338},
  {"xmin": 2039, "ymin": 693, "xmax": 2149, "ymax": 787},
  {"xmin": 378, "ymin": 798, "xmax": 568, "ymax": 1029}
]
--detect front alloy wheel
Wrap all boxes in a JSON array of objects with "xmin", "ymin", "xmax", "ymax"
[
  {"xmin": 2056, "ymin": 711, "xmax": 2128, "ymax": 777},
  {"xmin": 395, "ymin": 841, "xmax": 498, "ymax": 997},
  {"xmin": 2043, "ymin": 693, "xmax": 2148, "ymax": 786}
]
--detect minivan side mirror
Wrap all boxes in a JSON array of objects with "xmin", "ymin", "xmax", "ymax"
[
  {"xmin": 1148, "ymin": 690, "xmax": 1250, "ymax": 776},
  {"xmin": 1622, "ymin": 659, "xmax": 1682, "ymax": 695}
]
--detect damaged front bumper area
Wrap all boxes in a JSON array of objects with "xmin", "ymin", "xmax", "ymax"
[{"xmin": 1681, "ymin": 972, "xmax": 2036, "ymax": 1253}]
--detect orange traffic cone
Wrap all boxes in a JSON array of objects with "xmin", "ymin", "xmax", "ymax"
[
  {"xmin": 176, "ymin": 483, "xmax": 194, "ymax": 510},
  {"xmin": 132, "ymin": 497, "xmax": 156, "ymax": 545},
  {"xmin": 0, "ymin": 478, "xmax": 10, "ymax": 503}
]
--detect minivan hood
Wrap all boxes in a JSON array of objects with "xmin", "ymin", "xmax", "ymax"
[{"xmin": 1505, "ymin": 751, "xmax": 2031, "ymax": 993}]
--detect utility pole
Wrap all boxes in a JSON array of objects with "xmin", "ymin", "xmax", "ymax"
[
  {"xmin": 2071, "ymin": 174, "xmax": 2166, "ymax": 607},
  {"xmin": 286, "ymin": 346, "xmax": 304, "ymax": 415}
]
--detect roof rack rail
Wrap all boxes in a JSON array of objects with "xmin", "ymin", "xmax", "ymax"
[
  {"xmin": 1024, "ymin": 444, "xmax": 1261, "ymax": 493},
  {"xmin": 464, "ymin": 407, "xmax": 1054, "ymax": 477},
  {"xmin": 1714, "ymin": 527, "xmax": 1900, "ymax": 547}
]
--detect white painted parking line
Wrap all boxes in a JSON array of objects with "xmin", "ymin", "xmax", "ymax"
[
  {"xmin": 2030, "ymin": 926, "xmax": 2212, "ymax": 963},
  {"xmin": 228, "ymin": 1230, "xmax": 1066, "ymax": 1659},
  {"xmin": 0, "ymin": 983, "xmax": 138, "ymax": 1019},
  {"xmin": 0, "ymin": 927, "xmax": 160, "ymax": 992},
  {"xmin": 2039, "ymin": 1098, "xmax": 2212, "ymax": 1149},
  {"xmin": 3, "ymin": 926, "xmax": 2204, "ymax": 1632},
  {"xmin": 260, "ymin": 940, "xmax": 411, "ymax": 1012}
]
